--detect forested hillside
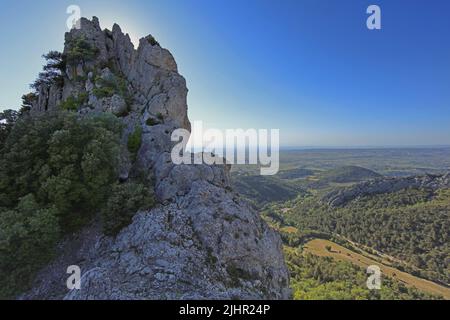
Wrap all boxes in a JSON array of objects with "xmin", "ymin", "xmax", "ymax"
[
  {"xmin": 230, "ymin": 150, "xmax": 450, "ymax": 299},
  {"xmin": 231, "ymin": 173, "xmax": 306, "ymax": 208},
  {"xmin": 269, "ymin": 187, "xmax": 450, "ymax": 285},
  {"xmin": 285, "ymin": 246, "xmax": 441, "ymax": 300}
]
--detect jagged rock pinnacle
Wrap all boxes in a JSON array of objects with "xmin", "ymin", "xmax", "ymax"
[{"xmin": 24, "ymin": 17, "xmax": 290, "ymax": 300}]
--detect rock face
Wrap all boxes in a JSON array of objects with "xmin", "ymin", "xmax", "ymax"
[
  {"xmin": 322, "ymin": 173, "xmax": 450, "ymax": 207},
  {"xmin": 23, "ymin": 17, "xmax": 290, "ymax": 300}
]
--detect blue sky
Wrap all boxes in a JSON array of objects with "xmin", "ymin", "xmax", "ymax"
[{"xmin": 0, "ymin": 0, "xmax": 449, "ymax": 146}]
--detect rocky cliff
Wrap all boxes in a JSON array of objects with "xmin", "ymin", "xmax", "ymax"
[{"xmin": 22, "ymin": 17, "xmax": 290, "ymax": 300}]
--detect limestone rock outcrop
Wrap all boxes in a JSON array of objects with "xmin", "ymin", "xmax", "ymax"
[{"xmin": 23, "ymin": 17, "xmax": 290, "ymax": 300}]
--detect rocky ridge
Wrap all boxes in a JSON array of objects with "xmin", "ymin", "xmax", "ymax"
[
  {"xmin": 322, "ymin": 173, "xmax": 450, "ymax": 207},
  {"xmin": 22, "ymin": 17, "xmax": 290, "ymax": 300}
]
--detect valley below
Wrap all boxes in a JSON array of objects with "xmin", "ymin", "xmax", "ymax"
[
  {"xmin": 232, "ymin": 147, "xmax": 450, "ymax": 300},
  {"xmin": 304, "ymin": 238, "xmax": 450, "ymax": 299}
]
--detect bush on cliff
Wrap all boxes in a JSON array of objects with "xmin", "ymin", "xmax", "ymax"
[
  {"xmin": 59, "ymin": 92, "xmax": 88, "ymax": 111},
  {"xmin": 31, "ymin": 51, "xmax": 65, "ymax": 90},
  {"xmin": 0, "ymin": 195, "xmax": 60, "ymax": 298},
  {"xmin": 65, "ymin": 36, "xmax": 99, "ymax": 65},
  {"xmin": 127, "ymin": 126, "xmax": 143, "ymax": 161},
  {"xmin": 0, "ymin": 111, "xmax": 122, "ymax": 298},
  {"xmin": 0, "ymin": 109, "xmax": 19, "ymax": 151},
  {"xmin": 102, "ymin": 182, "xmax": 156, "ymax": 236}
]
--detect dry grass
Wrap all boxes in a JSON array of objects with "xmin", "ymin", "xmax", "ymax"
[
  {"xmin": 280, "ymin": 226, "xmax": 298, "ymax": 234},
  {"xmin": 304, "ymin": 239, "xmax": 450, "ymax": 299}
]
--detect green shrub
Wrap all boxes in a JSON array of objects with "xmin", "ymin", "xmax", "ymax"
[
  {"xmin": 0, "ymin": 112, "xmax": 122, "ymax": 298},
  {"xmin": 59, "ymin": 93, "xmax": 88, "ymax": 111},
  {"xmin": 127, "ymin": 126, "xmax": 143, "ymax": 160},
  {"xmin": 66, "ymin": 36, "xmax": 99, "ymax": 65},
  {"xmin": 146, "ymin": 117, "xmax": 160, "ymax": 126},
  {"xmin": 146, "ymin": 35, "xmax": 160, "ymax": 47},
  {"xmin": 21, "ymin": 93, "xmax": 37, "ymax": 113},
  {"xmin": 0, "ymin": 109, "xmax": 19, "ymax": 150},
  {"xmin": 93, "ymin": 73, "xmax": 132, "ymax": 107},
  {"xmin": 0, "ymin": 111, "xmax": 122, "ymax": 222},
  {"xmin": 93, "ymin": 86, "xmax": 115, "ymax": 99},
  {"xmin": 102, "ymin": 182, "xmax": 155, "ymax": 236},
  {"xmin": 0, "ymin": 195, "xmax": 60, "ymax": 298}
]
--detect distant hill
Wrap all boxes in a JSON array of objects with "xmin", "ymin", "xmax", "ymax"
[
  {"xmin": 232, "ymin": 174, "xmax": 305, "ymax": 207},
  {"xmin": 277, "ymin": 168, "xmax": 315, "ymax": 179},
  {"xmin": 318, "ymin": 165, "xmax": 382, "ymax": 184},
  {"xmin": 322, "ymin": 172, "xmax": 450, "ymax": 207}
]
